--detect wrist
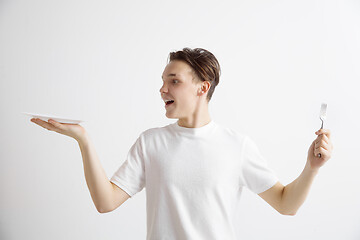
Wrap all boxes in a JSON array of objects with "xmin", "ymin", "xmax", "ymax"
[
  {"xmin": 76, "ymin": 131, "xmax": 90, "ymax": 145},
  {"xmin": 305, "ymin": 161, "xmax": 320, "ymax": 175}
]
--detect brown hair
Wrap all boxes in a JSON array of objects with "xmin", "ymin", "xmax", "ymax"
[{"xmin": 167, "ymin": 47, "xmax": 221, "ymax": 102}]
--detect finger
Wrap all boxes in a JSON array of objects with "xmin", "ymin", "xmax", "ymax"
[
  {"xmin": 48, "ymin": 119, "xmax": 64, "ymax": 129},
  {"xmin": 317, "ymin": 134, "xmax": 334, "ymax": 151},
  {"xmin": 315, "ymin": 141, "xmax": 330, "ymax": 151},
  {"xmin": 47, "ymin": 119, "xmax": 67, "ymax": 133},
  {"xmin": 31, "ymin": 118, "xmax": 59, "ymax": 132},
  {"xmin": 31, "ymin": 118, "xmax": 53, "ymax": 130},
  {"xmin": 314, "ymin": 146, "xmax": 329, "ymax": 158},
  {"xmin": 315, "ymin": 129, "xmax": 331, "ymax": 138},
  {"xmin": 316, "ymin": 134, "xmax": 329, "ymax": 145}
]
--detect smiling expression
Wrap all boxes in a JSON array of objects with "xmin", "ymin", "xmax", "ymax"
[{"xmin": 160, "ymin": 60, "xmax": 206, "ymax": 119}]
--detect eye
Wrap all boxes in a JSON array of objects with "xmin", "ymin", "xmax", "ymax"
[{"xmin": 172, "ymin": 80, "xmax": 178, "ymax": 84}]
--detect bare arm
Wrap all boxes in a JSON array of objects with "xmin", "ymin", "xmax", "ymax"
[
  {"xmin": 77, "ymin": 132, "xmax": 130, "ymax": 213},
  {"xmin": 259, "ymin": 165, "xmax": 318, "ymax": 215},
  {"xmin": 259, "ymin": 128, "xmax": 333, "ymax": 215},
  {"xmin": 281, "ymin": 164, "xmax": 318, "ymax": 214},
  {"xmin": 30, "ymin": 118, "xmax": 130, "ymax": 213}
]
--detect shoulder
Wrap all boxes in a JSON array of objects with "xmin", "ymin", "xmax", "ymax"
[
  {"xmin": 216, "ymin": 123, "xmax": 248, "ymax": 142},
  {"xmin": 138, "ymin": 123, "xmax": 173, "ymax": 139},
  {"xmin": 217, "ymin": 123, "xmax": 257, "ymax": 146},
  {"xmin": 208, "ymin": 123, "xmax": 250, "ymax": 151}
]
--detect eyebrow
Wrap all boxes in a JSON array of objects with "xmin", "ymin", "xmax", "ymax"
[{"xmin": 161, "ymin": 73, "xmax": 178, "ymax": 79}]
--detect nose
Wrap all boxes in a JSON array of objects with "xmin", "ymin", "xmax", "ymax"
[{"xmin": 159, "ymin": 83, "xmax": 168, "ymax": 94}]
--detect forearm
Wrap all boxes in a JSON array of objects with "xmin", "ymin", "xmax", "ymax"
[
  {"xmin": 77, "ymin": 132, "xmax": 114, "ymax": 213},
  {"xmin": 281, "ymin": 162, "xmax": 319, "ymax": 215}
]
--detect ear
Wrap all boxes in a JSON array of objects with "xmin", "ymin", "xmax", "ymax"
[{"xmin": 199, "ymin": 81, "xmax": 211, "ymax": 95}]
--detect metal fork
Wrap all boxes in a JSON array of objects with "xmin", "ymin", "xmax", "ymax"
[{"xmin": 318, "ymin": 103, "xmax": 327, "ymax": 158}]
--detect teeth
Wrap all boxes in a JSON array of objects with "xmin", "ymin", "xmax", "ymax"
[{"xmin": 165, "ymin": 100, "xmax": 174, "ymax": 103}]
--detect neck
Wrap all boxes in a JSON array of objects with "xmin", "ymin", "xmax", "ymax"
[{"xmin": 177, "ymin": 104, "xmax": 211, "ymax": 128}]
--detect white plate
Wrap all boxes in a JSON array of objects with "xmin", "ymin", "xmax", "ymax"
[{"xmin": 23, "ymin": 112, "xmax": 84, "ymax": 124}]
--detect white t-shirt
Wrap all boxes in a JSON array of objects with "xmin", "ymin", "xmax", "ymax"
[{"xmin": 110, "ymin": 119, "xmax": 279, "ymax": 240}]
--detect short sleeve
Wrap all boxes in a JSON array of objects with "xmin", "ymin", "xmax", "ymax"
[
  {"xmin": 110, "ymin": 133, "xmax": 146, "ymax": 198},
  {"xmin": 240, "ymin": 136, "xmax": 279, "ymax": 194}
]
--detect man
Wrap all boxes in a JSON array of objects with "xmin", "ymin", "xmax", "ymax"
[{"xmin": 31, "ymin": 47, "xmax": 333, "ymax": 239}]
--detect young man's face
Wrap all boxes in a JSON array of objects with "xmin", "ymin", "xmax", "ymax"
[{"xmin": 160, "ymin": 60, "xmax": 206, "ymax": 119}]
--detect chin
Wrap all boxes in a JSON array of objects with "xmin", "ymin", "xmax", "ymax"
[
  {"xmin": 165, "ymin": 114, "xmax": 177, "ymax": 119},
  {"xmin": 165, "ymin": 111, "xmax": 178, "ymax": 119}
]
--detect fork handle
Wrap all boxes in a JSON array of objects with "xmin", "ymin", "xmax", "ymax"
[{"xmin": 318, "ymin": 120, "xmax": 324, "ymax": 158}]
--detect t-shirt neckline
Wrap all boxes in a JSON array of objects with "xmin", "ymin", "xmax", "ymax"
[{"xmin": 171, "ymin": 119, "xmax": 216, "ymax": 137}]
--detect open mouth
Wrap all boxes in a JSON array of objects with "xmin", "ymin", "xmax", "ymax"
[{"xmin": 165, "ymin": 100, "xmax": 175, "ymax": 107}]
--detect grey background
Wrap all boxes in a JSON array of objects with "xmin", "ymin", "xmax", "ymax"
[{"xmin": 1, "ymin": 0, "xmax": 359, "ymax": 239}]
